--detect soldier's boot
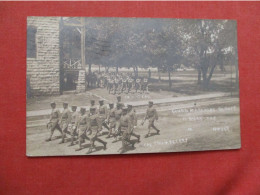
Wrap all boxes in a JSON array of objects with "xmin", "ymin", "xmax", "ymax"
[
  {"xmin": 137, "ymin": 134, "xmax": 140, "ymax": 142},
  {"xmin": 45, "ymin": 138, "xmax": 51, "ymax": 142},
  {"xmin": 87, "ymin": 141, "xmax": 94, "ymax": 154},
  {"xmin": 106, "ymin": 129, "xmax": 112, "ymax": 138},
  {"xmin": 152, "ymin": 125, "xmax": 160, "ymax": 134},
  {"xmin": 96, "ymin": 138, "xmax": 107, "ymax": 150},
  {"xmin": 68, "ymin": 135, "xmax": 75, "ymax": 146},
  {"xmin": 131, "ymin": 133, "xmax": 140, "ymax": 142},
  {"xmin": 145, "ymin": 129, "xmax": 151, "ymax": 138},
  {"xmin": 103, "ymin": 122, "xmax": 109, "ymax": 130},
  {"xmin": 75, "ymin": 138, "xmax": 83, "ymax": 151},
  {"xmin": 59, "ymin": 133, "xmax": 65, "ymax": 144}
]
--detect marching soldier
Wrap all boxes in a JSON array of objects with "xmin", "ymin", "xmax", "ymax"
[
  {"xmin": 121, "ymin": 77, "xmax": 128, "ymax": 93},
  {"xmin": 135, "ymin": 77, "xmax": 141, "ymax": 93},
  {"xmin": 142, "ymin": 77, "xmax": 149, "ymax": 93},
  {"xmin": 87, "ymin": 107, "xmax": 107, "ymax": 154},
  {"xmin": 46, "ymin": 102, "xmax": 62, "ymax": 142},
  {"xmin": 116, "ymin": 95, "xmax": 122, "ymax": 104},
  {"xmin": 90, "ymin": 99, "xmax": 97, "ymax": 114},
  {"xmin": 97, "ymin": 100, "xmax": 109, "ymax": 133},
  {"xmin": 108, "ymin": 77, "xmax": 114, "ymax": 94},
  {"xmin": 106, "ymin": 102, "xmax": 116, "ymax": 138},
  {"xmin": 113, "ymin": 102, "xmax": 123, "ymax": 141},
  {"xmin": 116, "ymin": 107, "xmax": 135, "ymax": 153},
  {"xmin": 127, "ymin": 77, "xmax": 134, "ymax": 93},
  {"xmin": 142, "ymin": 101, "xmax": 160, "ymax": 138},
  {"xmin": 113, "ymin": 77, "xmax": 119, "ymax": 95},
  {"xmin": 75, "ymin": 107, "xmax": 89, "ymax": 151},
  {"xmin": 68, "ymin": 105, "xmax": 79, "ymax": 146},
  {"xmin": 59, "ymin": 102, "xmax": 71, "ymax": 144},
  {"xmin": 127, "ymin": 104, "xmax": 140, "ymax": 142}
]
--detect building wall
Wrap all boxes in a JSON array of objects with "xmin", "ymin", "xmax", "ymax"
[{"xmin": 27, "ymin": 17, "xmax": 60, "ymax": 96}]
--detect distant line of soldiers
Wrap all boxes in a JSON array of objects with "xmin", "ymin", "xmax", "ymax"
[
  {"xmin": 46, "ymin": 96, "xmax": 159, "ymax": 154},
  {"xmin": 86, "ymin": 71, "xmax": 150, "ymax": 95}
]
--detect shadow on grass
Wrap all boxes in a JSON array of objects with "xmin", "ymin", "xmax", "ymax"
[{"xmin": 149, "ymin": 78, "xmax": 237, "ymax": 96}]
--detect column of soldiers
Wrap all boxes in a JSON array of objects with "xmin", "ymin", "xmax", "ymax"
[
  {"xmin": 45, "ymin": 96, "xmax": 160, "ymax": 154},
  {"xmin": 87, "ymin": 71, "xmax": 150, "ymax": 95}
]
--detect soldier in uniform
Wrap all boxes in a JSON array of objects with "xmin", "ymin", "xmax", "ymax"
[
  {"xmin": 68, "ymin": 105, "xmax": 79, "ymax": 146},
  {"xmin": 135, "ymin": 77, "xmax": 141, "ymax": 93},
  {"xmin": 46, "ymin": 102, "xmax": 62, "ymax": 142},
  {"xmin": 116, "ymin": 95, "xmax": 122, "ymax": 104},
  {"xmin": 142, "ymin": 101, "xmax": 160, "ymax": 138},
  {"xmin": 90, "ymin": 99, "xmax": 97, "ymax": 114},
  {"xmin": 113, "ymin": 103, "xmax": 123, "ymax": 142},
  {"xmin": 87, "ymin": 107, "xmax": 107, "ymax": 154},
  {"xmin": 59, "ymin": 102, "xmax": 71, "ymax": 144},
  {"xmin": 116, "ymin": 107, "xmax": 135, "ymax": 153},
  {"xmin": 121, "ymin": 77, "xmax": 128, "ymax": 93},
  {"xmin": 142, "ymin": 77, "xmax": 149, "ymax": 93},
  {"xmin": 97, "ymin": 100, "xmax": 109, "ymax": 134},
  {"xmin": 106, "ymin": 102, "xmax": 116, "ymax": 138},
  {"xmin": 127, "ymin": 77, "xmax": 134, "ymax": 94},
  {"xmin": 113, "ymin": 77, "xmax": 119, "ymax": 95},
  {"xmin": 127, "ymin": 104, "xmax": 140, "ymax": 142},
  {"xmin": 108, "ymin": 77, "xmax": 114, "ymax": 94},
  {"xmin": 75, "ymin": 107, "xmax": 89, "ymax": 151}
]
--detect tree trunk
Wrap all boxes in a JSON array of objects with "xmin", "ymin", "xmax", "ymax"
[
  {"xmin": 99, "ymin": 65, "xmax": 100, "ymax": 73},
  {"xmin": 207, "ymin": 64, "xmax": 217, "ymax": 85},
  {"xmin": 198, "ymin": 68, "xmax": 202, "ymax": 84},
  {"xmin": 158, "ymin": 67, "xmax": 161, "ymax": 82},
  {"xmin": 136, "ymin": 66, "xmax": 138, "ymax": 77},
  {"xmin": 88, "ymin": 64, "xmax": 92, "ymax": 74},
  {"xmin": 202, "ymin": 71, "xmax": 208, "ymax": 89},
  {"xmin": 168, "ymin": 69, "xmax": 172, "ymax": 88}
]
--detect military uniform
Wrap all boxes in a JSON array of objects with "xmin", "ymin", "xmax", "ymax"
[
  {"xmin": 117, "ymin": 107, "xmax": 135, "ymax": 153},
  {"xmin": 97, "ymin": 101, "xmax": 109, "ymax": 132},
  {"xmin": 75, "ymin": 108, "xmax": 89, "ymax": 151},
  {"xmin": 143, "ymin": 101, "xmax": 160, "ymax": 137},
  {"xmin": 142, "ymin": 78, "xmax": 148, "ymax": 93},
  {"xmin": 107, "ymin": 104, "xmax": 116, "ymax": 138},
  {"xmin": 135, "ymin": 78, "xmax": 141, "ymax": 93},
  {"xmin": 127, "ymin": 105, "xmax": 140, "ymax": 142},
  {"xmin": 113, "ymin": 78, "xmax": 119, "ymax": 94},
  {"xmin": 59, "ymin": 103, "xmax": 71, "ymax": 143},
  {"xmin": 127, "ymin": 77, "xmax": 134, "ymax": 93},
  {"xmin": 68, "ymin": 106, "xmax": 79, "ymax": 146},
  {"xmin": 87, "ymin": 109, "xmax": 107, "ymax": 153},
  {"xmin": 46, "ymin": 103, "xmax": 62, "ymax": 142},
  {"xmin": 121, "ymin": 78, "xmax": 127, "ymax": 93}
]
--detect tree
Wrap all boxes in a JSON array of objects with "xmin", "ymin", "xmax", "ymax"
[{"xmin": 181, "ymin": 19, "xmax": 238, "ymax": 89}]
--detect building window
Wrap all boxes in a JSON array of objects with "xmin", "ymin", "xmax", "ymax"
[{"xmin": 27, "ymin": 26, "xmax": 37, "ymax": 58}]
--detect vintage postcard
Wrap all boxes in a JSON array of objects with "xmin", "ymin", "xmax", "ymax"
[{"xmin": 26, "ymin": 17, "xmax": 240, "ymax": 156}]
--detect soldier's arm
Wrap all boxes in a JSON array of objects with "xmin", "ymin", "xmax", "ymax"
[
  {"xmin": 154, "ymin": 109, "xmax": 158, "ymax": 120},
  {"xmin": 133, "ymin": 111, "xmax": 138, "ymax": 126},
  {"xmin": 141, "ymin": 109, "xmax": 148, "ymax": 125},
  {"xmin": 105, "ymin": 106, "xmax": 108, "ymax": 119},
  {"xmin": 57, "ymin": 109, "xmax": 61, "ymax": 122},
  {"xmin": 67, "ymin": 110, "xmax": 72, "ymax": 123},
  {"xmin": 127, "ymin": 117, "xmax": 132, "ymax": 133}
]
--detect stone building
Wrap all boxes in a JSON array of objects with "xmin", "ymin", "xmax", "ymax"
[
  {"xmin": 27, "ymin": 17, "xmax": 61, "ymax": 96},
  {"xmin": 26, "ymin": 17, "xmax": 85, "ymax": 97}
]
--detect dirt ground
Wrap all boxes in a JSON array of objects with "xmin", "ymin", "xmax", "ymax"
[{"xmin": 26, "ymin": 101, "xmax": 240, "ymax": 156}]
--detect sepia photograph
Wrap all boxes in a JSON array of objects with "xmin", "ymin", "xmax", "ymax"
[{"xmin": 26, "ymin": 17, "xmax": 240, "ymax": 156}]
